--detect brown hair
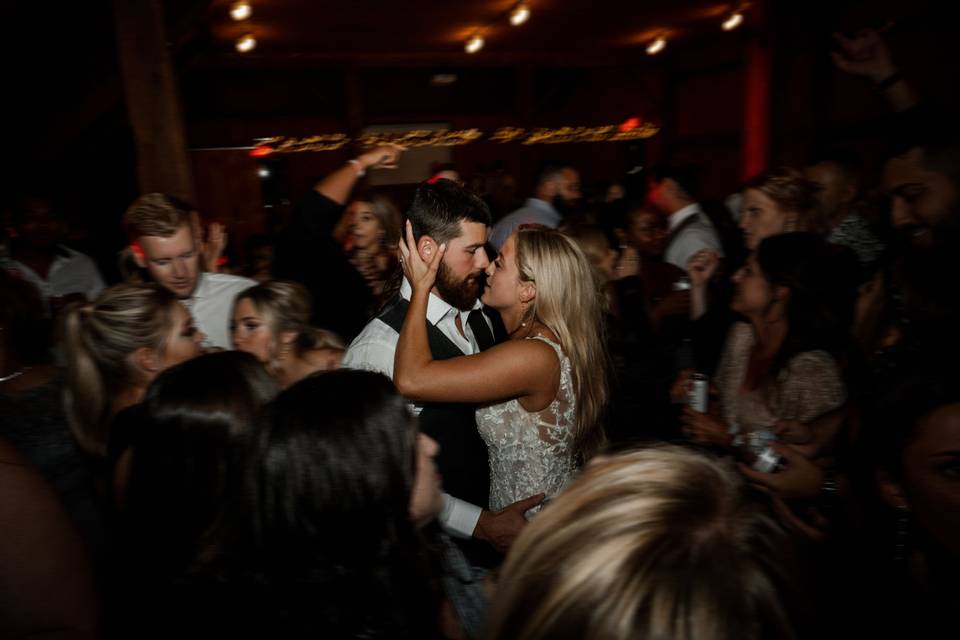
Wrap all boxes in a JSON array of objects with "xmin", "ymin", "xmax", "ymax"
[{"xmin": 744, "ymin": 168, "xmax": 825, "ymax": 235}]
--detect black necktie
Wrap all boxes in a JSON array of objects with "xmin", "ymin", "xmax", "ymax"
[{"xmin": 467, "ymin": 309, "xmax": 496, "ymax": 351}]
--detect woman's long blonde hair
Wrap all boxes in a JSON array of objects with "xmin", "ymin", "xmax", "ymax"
[
  {"xmin": 63, "ymin": 283, "xmax": 178, "ymax": 456},
  {"xmin": 515, "ymin": 226, "xmax": 609, "ymax": 460}
]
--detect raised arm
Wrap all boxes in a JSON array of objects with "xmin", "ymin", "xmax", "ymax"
[
  {"xmin": 393, "ymin": 222, "xmax": 558, "ymax": 405},
  {"xmin": 315, "ymin": 144, "xmax": 405, "ymax": 205}
]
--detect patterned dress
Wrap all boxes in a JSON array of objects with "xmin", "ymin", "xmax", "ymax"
[{"xmin": 475, "ymin": 336, "xmax": 578, "ymax": 517}]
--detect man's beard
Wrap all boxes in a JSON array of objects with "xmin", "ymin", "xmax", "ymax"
[
  {"xmin": 552, "ymin": 195, "xmax": 576, "ymax": 218},
  {"xmin": 435, "ymin": 261, "xmax": 481, "ymax": 311}
]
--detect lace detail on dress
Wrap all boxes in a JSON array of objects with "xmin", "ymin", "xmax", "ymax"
[{"xmin": 475, "ymin": 336, "xmax": 578, "ymax": 518}]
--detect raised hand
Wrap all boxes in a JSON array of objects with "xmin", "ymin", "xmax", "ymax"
[
  {"xmin": 831, "ymin": 28, "xmax": 895, "ymax": 82},
  {"xmin": 357, "ymin": 143, "xmax": 406, "ymax": 171},
  {"xmin": 473, "ymin": 493, "xmax": 546, "ymax": 553},
  {"xmin": 687, "ymin": 249, "xmax": 720, "ymax": 288},
  {"xmin": 398, "ymin": 220, "xmax": 445, "ymax": 295},
  {"xmin": 202, "ymin": 222, "xmax": 227, "ymax": 273}
]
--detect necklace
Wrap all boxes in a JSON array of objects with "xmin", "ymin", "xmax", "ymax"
[{"xmin": 0, "ymin": 366, "xmax": 30, "ymax": 383}]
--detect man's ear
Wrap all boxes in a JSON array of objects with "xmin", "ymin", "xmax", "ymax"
[
  {"xmin": 877, "ymin": 470, "xmax": 910, "ymax": 511},
  {"xmin": 132, "ymin": 346, "xmax": 160, "ymax": 375},
  {"xmin": 131, "ymin": 241, "xmax": 147, "ymax": 269},
  {"xmin": 417, "ymin": 235, "xmax": 438, "ymax": 262}
]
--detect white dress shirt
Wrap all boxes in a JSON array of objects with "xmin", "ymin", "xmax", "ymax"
[
  {"xmin": 184, "ymin": 272, "xmax": 257, "ymax": 350},
  {"xmin": 2, "ymin": 246, "xmax": 105, "ymax": 306},
  {"xmin": 343, "ymin": 278, "xmax": 489, "ymax": 538}
]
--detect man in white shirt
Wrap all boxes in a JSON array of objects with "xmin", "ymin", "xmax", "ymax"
[
  {"xmin": 488, "ymin": 164, "xmax": 581, "ymax": 251},
  {"xmin": 344, "ymin": 178, "xmax": 542, "ymax": 556},
  {"xmin": 1, "ymin": 195, "xmax": 105, "ymax": 310},
  {"xmin": 123, "ymin": 193, "xmax": 254, "ymax": 349},
  {"xmin": 647, "ymin": 165, "xmax": 723, "ymax": 271}
]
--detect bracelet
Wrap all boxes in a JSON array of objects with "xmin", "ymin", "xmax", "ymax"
[
  {"xmin": 347, "ymin": 159, "xmax": 366, "ymax": 177},
  {"xmin": 874, "ymin": 70, "xmax": 902, "ymax": 92}
]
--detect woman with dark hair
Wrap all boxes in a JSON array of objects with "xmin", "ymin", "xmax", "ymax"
[
  {"xmin": 238, "ymin": 370, "xmax": 444, "ymax": 638},
  {"xmin": 680, "ymin": 233, "xmax": 849, "ymax": 447},
  {"xmin": 111, "ymin": 351, "xmax": 277, "ymax": 637}
]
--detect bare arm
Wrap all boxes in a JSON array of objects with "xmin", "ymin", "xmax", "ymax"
[
  {"xmin": 832, "ymin": 29, "xmax": 919, "ymax": 113},
  {"xmin": 315, "ymin": 144, "xmax": 404, "ymax": 204},
  {"xmin": 393, "ymin": 222, "xmax": 558, "ymax": 406}
]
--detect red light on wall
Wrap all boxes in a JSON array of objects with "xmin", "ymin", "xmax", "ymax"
[
  {"xmin": 619, "ymin": 117, "xmax": 642, "ymax": 132},
  {"xmin": 249, "ymin": 145, "xmax": 274, "ymax": 158}
]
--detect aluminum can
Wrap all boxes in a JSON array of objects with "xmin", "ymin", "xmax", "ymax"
[{"xmin": 686, "ymin": 373, "xmax": 708, "ymax": 413}]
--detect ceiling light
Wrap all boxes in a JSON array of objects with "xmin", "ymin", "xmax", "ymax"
[
  {"xmin": 236, "ymin": 33, "xmax": 256, "ymax": 53},
  {"xmin": 465, "ymin": 34, "xmax": 484, "ymax": 54},
  {"xmin": 722, "ymin": 13, "xmax": 744, "ymax": 31},
  {"xmin": 646, "ymin": 36, "xmax": 666, "ymax": 55},
  {"xmin": 230, "ymin": 2, "xmax": 252, "ymax": 21},
  {"xmin": 510, "ymin": 3, "xmax": 531, "ymax": 26},
  {"xmin": 431, "ymin": 73, "xmax": 458, "ymax": 85},
  {"xmin": 257, "ymin": 166, "xmax": 271, "ymax": 179}
]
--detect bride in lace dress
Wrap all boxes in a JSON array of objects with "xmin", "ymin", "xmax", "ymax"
[{"xmin": 394, "ymin": 224, "xmax": 608, "ymax": 516}]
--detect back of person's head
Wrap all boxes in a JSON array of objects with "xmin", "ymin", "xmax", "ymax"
[
  {"xmin": 744, "ymin": 168, "xmax": 825, "ymax": 234},
  {"xmin": 648, "ymin": 162, "xmax": 703, "ymax": 202},
  {"xmin": 123, "ymin": 193, "xmax": 194, "ymax": 241},
  {"xmin": 515, "ymin": 226, "xmax": 608, "ymax": 460},
  {"xmin": 407, "ymin": 178, "xmax": 491, "ymax": 244},
  {"xmin": 487, "ymin": 446, "xmax": 798, "ymax": 640},
  {"xmin": 125, "ymin": 351, "xmax": 277, "ymax": 573},
  {"xmin": 0, "ymin": 271, "xmax": 50, "ymax": 366},
  {"xmin": 235, "ymin": 280, "xmax": 317, "ymax": 357},
  {"xmin": 755, "ymin": 233, "xmax": 853, "ymax": 372},
  {"xmin": 241, "ymin": 370, "xmax": 434, "ymax": 636},
  {"xmin": 807, "ymin": 149, "xmax": 863, "ymax": 186},
  {"xmin": 63, "ymin": 283, "xmax": 179, "ymax": 456},
  {"xmin": 563, "ymin": 224, "xmax": 616, "ymax": 284}
]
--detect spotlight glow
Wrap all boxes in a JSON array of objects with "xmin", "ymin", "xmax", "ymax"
[
  {"xmin": 257, "ymin": 166, "xmax": 271, "ymax": 179},
  {"xmin": 510, "ymin": 4, "xmax": 531, "ymax": 26},
  {"xmin": 646, "ymin": 37, "xmax": 666, "ymax": 55},
  {"xmin": 722, "ymin": 13, "xmax": 744, "ymax": 31},
  {"xmin": 236, "ymin": 33, "xmax": 256, "ymax": 53},
  {"xmin": 465, "ymin": 34, "xmax": 484, "ymax": 54},
  {"xmin": 230, "ymin": 2, "xmax": 252, "ymax": 21}
]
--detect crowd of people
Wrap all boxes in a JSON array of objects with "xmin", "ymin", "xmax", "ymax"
[{"xmin": 1, "ymin": 27, "xmax": 959, "ymax": 639}]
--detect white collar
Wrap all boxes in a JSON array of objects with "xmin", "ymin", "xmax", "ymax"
[
  {"xmin": 668, "ymin": 203, "xmax": 702, "ymax": 231},
  {"xmin": 400, "ymin": 278, "xmax": 482, "ymax": 327}
]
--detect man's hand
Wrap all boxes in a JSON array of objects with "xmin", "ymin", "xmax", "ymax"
[
  {"xmin": 202, "ymin": 222, "xmax": 226, "ymax": 273},
  {"xmin": 473, "ymin": 493, "xmax": 545, "ymax": 554},
  {"xmin": 687, "ymin": 249, "xmax": 720, "ymax": 289}
]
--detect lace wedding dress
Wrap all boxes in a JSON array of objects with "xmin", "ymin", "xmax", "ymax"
[{"xmin": 476, "ymin": 336, "xmax": 578, "ymax": 518}]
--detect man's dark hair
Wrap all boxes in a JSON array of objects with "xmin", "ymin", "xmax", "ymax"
[
  {"xmin": 406, "ymin": 178, "xmax": 491, "ymax": 244},
  {"xmin": 808, "ymin": 148, "xmax": 864, "ymax": 185},
  {"xmin": 648, "ymin": 163, "xmax": 703, "ymax": 200},
  {"xmin": 535, "ymin": 163, "xmax": 572, "ymax": 189}
]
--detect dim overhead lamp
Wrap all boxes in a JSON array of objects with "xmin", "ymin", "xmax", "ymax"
[
  {"xmin": 646, "ymin": 36, "xmax": 666, "ymax": 55},
  {"xmin": 465, "ymin": 33, "xmax": 484, "ymax": 54},
  {"xmin": 722, "ymin": 12, "xmax": 744, "ymax": 31},
  {"xmin": 230, "ymin": 2, "xmax": 252, "ymax": 21},
  {"xmin": 510, "ymin": 3, "xmax": 531, "ymax": 26},
  {"xmin": 236, "ymin": 33, "xmax": 257, "ymax": 53}
]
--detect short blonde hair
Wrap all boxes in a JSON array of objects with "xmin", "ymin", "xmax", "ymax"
[
  {"xmin": 744, "ymin": 168, "xmax": 824, "ymax": 235},
  {"xmin": 123, "ymin": 193, "xmax": 195, "ymax": 240},
  {"xmin": 487, "ymin": 446, "xmax": 798, "ymax": 640}
]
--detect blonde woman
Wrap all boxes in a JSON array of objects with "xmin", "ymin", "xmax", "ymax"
[
  {"xmin": 395, "ymin": 224, "xmax": 608, "ymax": 517},
  {"xmin": 487, "ymin": 446, "xmax": 798, "ymax": 640},
  {"xmin": 63, "ymin": 283, "xmax": 205, "ymax": 458},
  {"xmin": 231, "ymin": 280, "xmax": 344, "ymax": 388},
  {"xmin": 739, "ymin": 168, "xmax": 824, "ymax": 250}
]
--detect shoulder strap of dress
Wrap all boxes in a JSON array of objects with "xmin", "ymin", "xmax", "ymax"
[{"xmin": 528, "ymin": 334, "xmax": 564, "ymax": 359}]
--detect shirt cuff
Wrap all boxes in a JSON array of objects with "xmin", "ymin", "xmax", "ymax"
[{"xmin": 438, "ymin": 493, "xmax": 482, "ymax": 539}]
